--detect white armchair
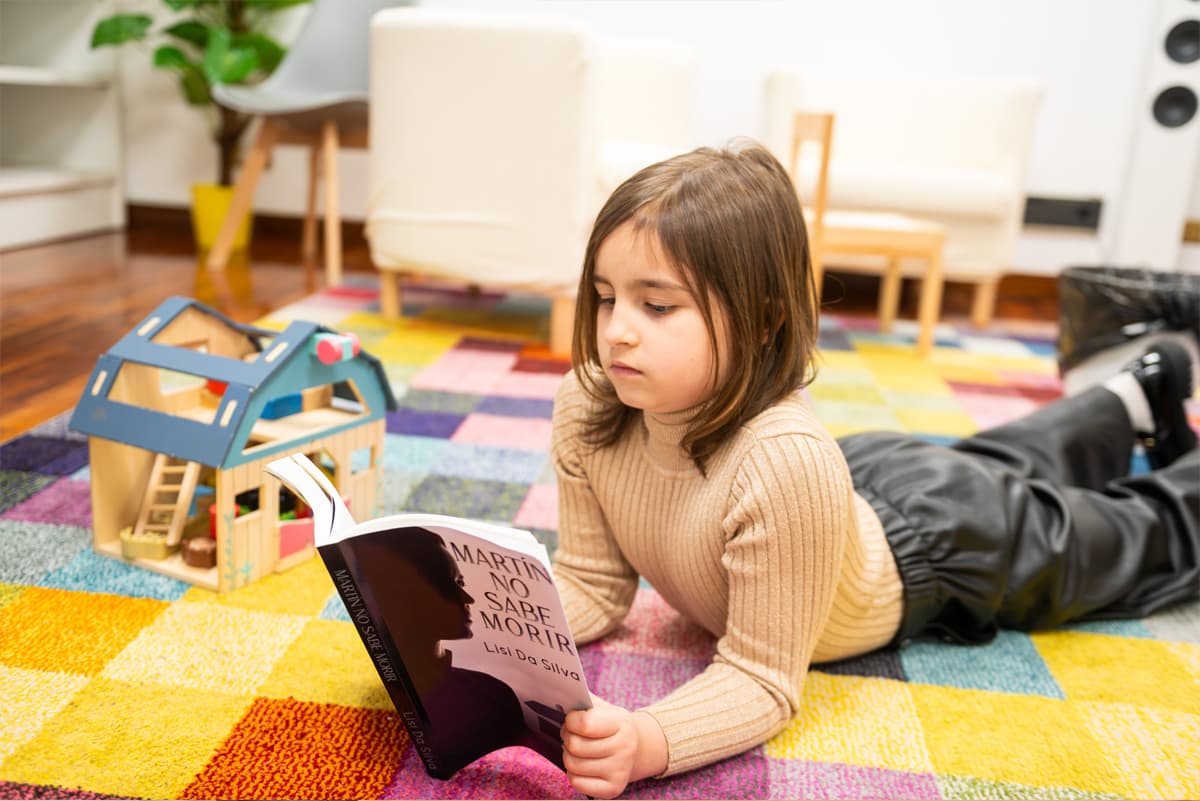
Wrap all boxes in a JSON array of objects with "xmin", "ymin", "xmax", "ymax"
[
  {"xmin": 763, "ymin": 73, "xmax": 1041, "ymax": 327},
  {"xmin": 366, "ymin": 8, "xmax": 695, "ymax": 352}
]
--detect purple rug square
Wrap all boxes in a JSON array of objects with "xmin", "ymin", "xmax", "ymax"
[
  {"xmin": 0, "ymin": 781, "xmax": 135, "ymax": 800},
  {"xmin": 1, "ymin": 478, "xmax": 92, "ymax": 528},
  {"xmin": 584, "ymin": 650, "xmax": 710, "ymax": 711},
  {"xmin": 0, "ymin": 436, "xmax": 87, "ymax": 475},
  {"xmin": 632, "ymin": 750, "xmax": 771, "ymax": 799},
  {"xmin": 818, "ymin": 328, "xmax": 854, "ymax": 351},
  {"xmin": 476, "ymin": 396, "xmax": 555, "ymax": 420},
  {"xmin": 383, "ymin": 742, "xmax": 581, "ymax": 799},
  {"xmin": 768, "ymin": 759, "xmax": 942, "ymax": 800},
  {"xmin": 386, "ymin": 409, "xmax": 466, "ymax": 438}
]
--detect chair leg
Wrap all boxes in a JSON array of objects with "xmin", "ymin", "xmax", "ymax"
[
  {"xmin": 549, "ymin": 296, "xmax": 576, "ymax": 356},
  {"xmin": 971, "ymin": 278, "xmax": 999, "ymax": 329},
  {"xmin": 322, "ymin": 120, "xmax": 343, "ymax": 286},
  {"xmin": 379, "ymin": 271, "xmax": 402, "ymax": 319},
  {"xmin": 915, "ymin": 243, "xmax": 945, "ymax": 358},
  {"xmin": 810, "ymin": 246, "xmax": 825, "ymax": 307},
  {"xmin": 878, "ymin": 256, "xmax": 902, "ymax": 333},
  {"xmin": 302, "ymin": 145, "xmax": 319, "ymax": 264},
  {"xmin": 207, "ymin": 118, "xmax": 276, "ymax": 271}
]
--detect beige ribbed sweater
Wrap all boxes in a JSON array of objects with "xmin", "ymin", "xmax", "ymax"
[{"xmin": 550, "ymin": 372, "xmax": 905, "ymax": 775}]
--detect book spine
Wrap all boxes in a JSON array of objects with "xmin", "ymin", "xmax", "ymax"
[{"xmin": 319, "ymin": 542, "xmax": 444, "ymax": 778}]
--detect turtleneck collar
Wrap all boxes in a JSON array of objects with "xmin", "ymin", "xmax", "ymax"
[{"xmin": 641, "ymin": 405, "xmax": 704, "ymax": 473}]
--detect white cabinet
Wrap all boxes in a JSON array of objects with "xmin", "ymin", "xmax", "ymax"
[{"xmin": 0, "ymin": 0, "xmax": 125, "ymax": 250}]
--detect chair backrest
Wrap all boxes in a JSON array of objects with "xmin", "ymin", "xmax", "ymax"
[
  {"xmin": 366, "ymin": 8, "xmax": 598, "ymax": 292},
  {"xmin": 789, "ymin": 111, "xmax": 834, "ymax": 241},
  {"xmin": 264, "ymin": 0, "xmax": 412, "ymax": 100}
]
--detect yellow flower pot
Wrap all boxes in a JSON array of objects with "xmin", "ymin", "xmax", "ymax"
[{"xmin": 190, "ymin": 183, "xmax": 252, "ymax": 252}]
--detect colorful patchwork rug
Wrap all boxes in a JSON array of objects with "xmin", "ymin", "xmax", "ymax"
[{"xmin": 1, "ymin": 279, "xmax": 1198, "ymax": 800}]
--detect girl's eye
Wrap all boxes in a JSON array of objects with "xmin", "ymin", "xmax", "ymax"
[
  {"xmin": 646, "ymin": 303, "xmax": 674, "ymax": 315},
  {"xmin": 596, "ymin": 295, "xmax": 615, "ymax": 307}
]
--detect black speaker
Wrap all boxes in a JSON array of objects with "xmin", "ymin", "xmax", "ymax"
[{"xmin": 1110, "ymin": 0, "xmax": 1200, "ymax": 269}]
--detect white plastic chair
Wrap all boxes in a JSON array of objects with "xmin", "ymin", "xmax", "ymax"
[
  {"xmin": 365, "ymin": 8, "xmax": 695, "ymax": 353},
  {"xmin": 206, "ymin": 0, "xmax": 412, "ymax": 285}
]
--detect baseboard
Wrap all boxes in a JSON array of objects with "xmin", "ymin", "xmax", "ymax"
[{"xmin": 126, "ymin": 204, "xmax": 370, "ymax": 250}]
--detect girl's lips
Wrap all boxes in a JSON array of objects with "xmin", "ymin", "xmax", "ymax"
[{"xmin": 609, "ymin": 362, "xmax": 642, "ymax": 377}]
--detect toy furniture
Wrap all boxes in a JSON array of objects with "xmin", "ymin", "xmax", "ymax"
[
  {"xmin": 365, "ymin": 8, "xmax": 695, "ymax": 353},
  {"xmin": 790, "ymin": 112, "xmax": 945, "ymax": 357},
  {"xmin": 68, "ymin": 297, "xmax": 397, "ymax": 592},
  {"xmin": 763, "ymin": 73, "xmax": 1041, "ymax": 328},
  {"xmin": 205, "ymin": 0, "xmax": 411, "ymax": 285}
]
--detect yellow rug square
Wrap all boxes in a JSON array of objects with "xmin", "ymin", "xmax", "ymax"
[
  {"xmin": 869, "ymin": 369, "xmax": 949, "ymax": 394},
  {"xmin": 908, "ymin": 683, "xmax": 1124, "ymax": 794},
  {"xmin": 181, "ymin": 556, "xmax": 333, "ymax": 616},
  {"xmin": 1079, "ymin": 700, "xmax": 1200, "ymax": 799},
  {"xmin": 372, "ymin": 324, "xmax": 462, "ymax": 365},
  {"xmin": 100, "ymin": 601, "xmax": 307, "ymax": 695},
  {"xmin": 0, "ymin": 676, "xmax": 252, "ymax": 799},
  {"xmin": 814, "ymin": 350, "xmax": 871, "ymax": 372},
  {"xmin": 765, "ymin": 672, "xmax": 931, "ymax": 773},
  {"xmin": 257, "ymin": 618, "xmax": 392, "ymax": 710},
  {"xmin": 0, "ymin": 665, "xmax": 89, "ymax": 761},
  {"xmin": 894, "ymin": 408, "xmax": 980, "ymax": 438},
  {"xmin": 1034, "ymin": 631, "xmax": 1200, "ymax": 714},
  {"xmin": 0, "ymin": 587, "xmax": 167, "ymax": 675},
  {"xmin": 808, "ymin": 382, "xmax": 888, "ymax": 405}
]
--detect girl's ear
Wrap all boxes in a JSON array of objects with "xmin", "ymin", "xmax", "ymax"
[{"xmin": 761, "ymin": 298, "xmax": 784, "ymax": 344}]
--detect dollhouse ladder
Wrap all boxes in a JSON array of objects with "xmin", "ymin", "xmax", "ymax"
[{"xmin": 133, "ymin": 455, "xmax": 202, "ymax": 547}]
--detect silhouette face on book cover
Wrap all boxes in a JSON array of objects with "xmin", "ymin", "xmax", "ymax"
[{"xmin": 352, "ymin": 527, "xmax": 565, "ymax": 776}]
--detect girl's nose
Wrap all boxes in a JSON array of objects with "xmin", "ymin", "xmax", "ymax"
[{"xmin": 603, "ymin": 303, "xmax": 638, "ymax": 347}]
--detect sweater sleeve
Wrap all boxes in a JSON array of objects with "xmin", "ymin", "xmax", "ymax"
[
  {"xmin": 549, "ymin": 375, "xmax": 639, "ymax": 645},
  {"xmin": 640, "ymin": 432, "xmax": 851, "ymax": 775}
]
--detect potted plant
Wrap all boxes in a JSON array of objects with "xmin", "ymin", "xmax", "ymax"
[{"xmin": 91, "ymin": 0, "xmax": 311, "ymax": 250}]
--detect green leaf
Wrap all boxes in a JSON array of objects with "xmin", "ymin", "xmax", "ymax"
[
  {"xmin": 164, "ymin": 0, "xmax": 200, "ymax": 11},
  {"xmin": 244, "ymin": 0, "xmax": 313, "ymax": 10},
  {"xmin": 163, "ymin": 20, "xmax": 209, "ymax": 49},
  {"xmin": 203, "ymin": 28, "xmax": 260, "ymax": 86},
  {"xmin": 90, "ymin": 14, "xmax": 152, "ymax": 48},
  {"xmin": 231, "ymin": 32, "xmax": 285, "ymax": 74},
  {"xmin": 179, "ymin": 66, "xmax": 212, "ymax": 106},
  {"xmin": 152, "ymin": 45, "xmax": 191, "ymax": 70}
]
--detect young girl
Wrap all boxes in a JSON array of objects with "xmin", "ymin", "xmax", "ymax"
[{"xmin": 549, "ymin": 140, "xmax": 1200, "ymax": 799}]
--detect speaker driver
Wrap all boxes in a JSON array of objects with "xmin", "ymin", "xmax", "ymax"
[
  {"xmin": 1164, "ymin": 19, "xmax": 1199, "ymax": 63},
  {"xmin": 1152, "ymin": 85, "xmax": 1198, "ymax": 127}
]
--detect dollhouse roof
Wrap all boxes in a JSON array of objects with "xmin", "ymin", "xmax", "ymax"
[{"xmin": 69, "ymin": 296, "xmax": 397, "ymax": 468}]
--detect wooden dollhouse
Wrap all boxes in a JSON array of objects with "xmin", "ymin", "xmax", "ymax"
[{"xmin": 69, "ymin": 296, "xmax": 396, "ymax": 591}]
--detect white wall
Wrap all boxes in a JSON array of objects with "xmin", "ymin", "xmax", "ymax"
[{"xmin": 119, "ymin": 0, "xmax": 1182, "ymax": 225}]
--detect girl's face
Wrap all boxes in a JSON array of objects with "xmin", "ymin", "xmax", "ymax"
[{"xmin": 592, "ymin": 221, "xmax": 728, "ymax": 414}]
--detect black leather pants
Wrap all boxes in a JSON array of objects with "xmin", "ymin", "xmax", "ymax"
[{"xmin": 838, "ymin": 386, "xmax": 1200, "ymax": 645}]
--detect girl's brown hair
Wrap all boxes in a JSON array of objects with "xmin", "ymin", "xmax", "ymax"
[{"xmin": 571, "ymin": 139, "xmax": 819, "ymax": 471}]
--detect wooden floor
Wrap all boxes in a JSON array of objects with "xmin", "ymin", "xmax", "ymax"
[{"xmin": 0, "ymin": 212, "xmax": 1059, "ymax": 441}]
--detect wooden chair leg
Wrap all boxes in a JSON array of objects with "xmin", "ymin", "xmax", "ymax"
[
  {"xmin": 810, "ymin": 245, "xmax": 825, "ymax": 307},
  {"xmin": 379, "ymin": 271, "xmax": 402, "ymax": 319},
  {"xmin": 971, "ymin": 278, "xmax": 999, "ymax": 329},
  {"xmin": 549, "ymin": 295, "xmax": 576, "ymax": 355},
  {"xmin": 915, "ymin": 243, "xmax": 945, "ymax": 358},
  {"xmin": 302, "ymin": 144, "xmax": 319, "ymax": 265},
  {"xmin": 878, "ymin": 256, "xmax": 902, "ymax": 333},
  {"xmin": 322, "ymin": 120, "xmax": 343, "ymax": 286},
  {"xmin": 207, "ymin": 118, "xmax": 275, "ymax": 271}
]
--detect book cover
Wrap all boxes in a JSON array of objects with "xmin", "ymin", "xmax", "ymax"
[{"xmin": 265, "ymin": 453, "xmax": 591, "ymax": 780}]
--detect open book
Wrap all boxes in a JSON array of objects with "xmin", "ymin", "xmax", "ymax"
[{"xmin": 266, "ymin": 453, "xmax": 591, "ymax": 780}]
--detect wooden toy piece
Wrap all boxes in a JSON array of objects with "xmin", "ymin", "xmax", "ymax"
[
  {"xmin": 181, "ymin": 536, "xmax": 217, "ymax": 568},
  {"xmin": 312, "ymin": 332, "xmax": 361, "ymax": 364},
  {"xmin": 69, "ymin": 296, "xmax": 398, "ymax": 592}
]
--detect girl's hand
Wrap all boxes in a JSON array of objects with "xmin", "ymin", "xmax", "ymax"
[{"xmin": 561, "ymin": 696, "xmax": 668, "ymax": 799}]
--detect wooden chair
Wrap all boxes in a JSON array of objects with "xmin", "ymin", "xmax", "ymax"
[
  {"xmin": 790, "ymin": 111, "xmax": 945, "ymax": 357},
  {"xmin": 205, "ymin": 0, "xmax": 409, "ymax": 286}
]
